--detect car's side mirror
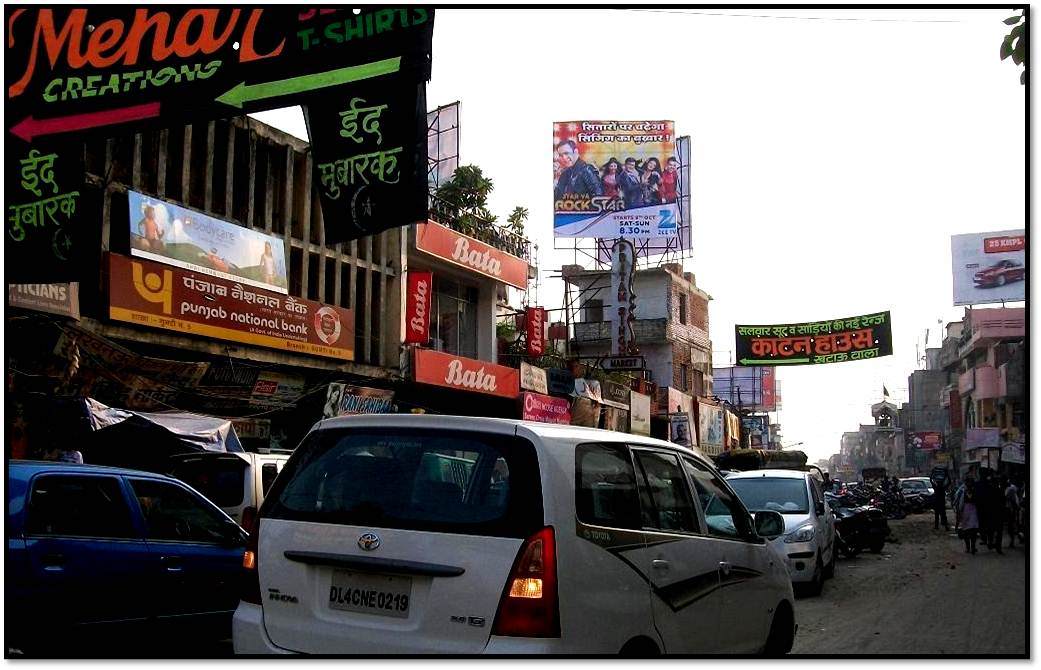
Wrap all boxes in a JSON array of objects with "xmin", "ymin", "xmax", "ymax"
[
  {"xmin": 220, "ymin": 518, "xmax": 247, "ymax": 547},
  {"xmin": 754, "ymin": 510, "xmax": 785, "ymax": 539}
]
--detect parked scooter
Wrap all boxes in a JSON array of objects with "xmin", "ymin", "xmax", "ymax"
[{"xmin": 826, "ymin": 492, "xmax": 889, "ymax": 556}]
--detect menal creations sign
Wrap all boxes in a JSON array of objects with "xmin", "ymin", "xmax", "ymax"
[
  {"xmin": 553, "ymin": 120, "xmax": 679, "ymax": 239},
  {"xmin": 108, "ymin": 253, "xmax": 354, "ymax": 360},
  {"xmin": 735, "ymin": 311, "xmax": 893, "ymax": 366},
  {"xmin": 951, "ymin": 230, "xmax": 1025, "ymax": 306},
  {"xmin": 128, "ymin": 190, "xmax": 288, "ymax": 294}
]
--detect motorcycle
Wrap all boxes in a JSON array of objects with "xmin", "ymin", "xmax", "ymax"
[{"xmin": 826, "ymin": 492, "xmax": 890, "ymax": 556}]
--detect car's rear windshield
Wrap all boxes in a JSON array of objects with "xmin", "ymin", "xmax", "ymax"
[
  {"xmin": 168, "ymin": 456, "xmax": 246, "ymax": 508},
  {"xmin": 727, "ymin": 477, "xmax": 809, "ymax": 514},
  {"xmin": 264, "ymin": 428, "xmax": 543, "ymax": 538}
]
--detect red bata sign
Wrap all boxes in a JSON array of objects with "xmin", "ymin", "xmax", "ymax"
[
  {"xmin": 405, "ymin": 271, "xmax": 432, "ymax": 344},
  {"xmin": 521, "ymin": 392, "xmax": 570, "ymax": 425},
  {"xmin": 412, "ymin": 348, "xmax": 519, "ymax": 399},
  {"xmin": 415, "ymin": 220, "xmax": 528, "ymax": 289},
  {"xmin": 526, "ymin": 306, "xmax": 545, "ymax": 357}
]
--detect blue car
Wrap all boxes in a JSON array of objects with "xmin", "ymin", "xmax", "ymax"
[{"xmin": 7, "ymin": 461, "xmax": 247, "ymax": 655}]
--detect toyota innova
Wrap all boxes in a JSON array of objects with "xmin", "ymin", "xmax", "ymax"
[{"xmin": 232, "ymin": 415, "xmax": 795, "ymax": 654}]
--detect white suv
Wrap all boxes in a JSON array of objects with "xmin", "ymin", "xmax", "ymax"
[
  {"xmin": 233, "ymin": 415, "xmax": 796, "ymax": 654},
  {"xmin": 726, "ymin": 469, "xmax": 837, "ymax": 595}
]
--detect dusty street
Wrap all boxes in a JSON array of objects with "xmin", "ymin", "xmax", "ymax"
[{"xmin": 792, "ymin": 512, "xmax": 1027, "ymax": 655}]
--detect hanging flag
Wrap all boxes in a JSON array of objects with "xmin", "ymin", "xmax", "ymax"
[
  {"xmin": 883, "ymin": 385, "xmax": 890, "ymax": 397},
  {"xmin": 526, "ymin": 307, "xmax": 546, "ymax": 357},
  {"xmin": 404, "ymin": 271, "xmax": 433, "ymax": 345}
]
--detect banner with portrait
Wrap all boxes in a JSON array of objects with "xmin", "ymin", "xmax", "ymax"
[{"xmin": 552, "ymin": 120, "xmax": 679, "ymax": 239}]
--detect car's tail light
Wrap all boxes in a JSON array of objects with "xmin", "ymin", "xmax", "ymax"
[
  {"xmin": 240, "ymin": 511, "xmax": 262, "ymax": 605},
  {"xmin": 491, "ymin": 526, "xmax": 559, "ymax": 638}
]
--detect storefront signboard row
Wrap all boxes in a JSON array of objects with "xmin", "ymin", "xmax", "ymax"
[
  {"xmin": 520, "ymin": 362, "xmax": 549, "ymax": 395},
  {"xmin": 108, "ymin": 253, "xmax": 355, "ymax": 360},
  {"xmin": 412, "ymin": 348, "xmax": 519, "ymax": 399},
  {"xmin": 520, "ymin": 392, "xmax": 570, "ymax": 425}
]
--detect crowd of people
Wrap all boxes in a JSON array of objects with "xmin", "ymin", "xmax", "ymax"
[
  {"xmin": 947, "ymin": 472, "xmax": 1025, "ymax": 555},
  {"xmin": 553, "ymin": 140, "xmax": 681, "ymax": 208}
]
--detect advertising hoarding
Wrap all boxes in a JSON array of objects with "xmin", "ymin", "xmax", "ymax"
[
  {"xmin": 611, "ymin": 239, "xmax": 638, "ymax": 355},
  {"xmin": 951, "ymin": 230, "xmax": 1026, "ymax": 306},
  {"xmin": 521, "ymin": 392, "xmax": 571, "ymax": 425},
  {"xmin": 669, "ymin": 413, "xmax": 693, "ymax": 447},
  {"xmin": 412, "ymin": 348, "xmax": 519, "ymax": 399},
  {"xmin": 323, "ymin": 384, "xmax": 395, "ymax": 418},
  {"xmin": 553, "ymin": 120, "xmax": 679, "ymax": 239},
  {"xmin": 128, "ymin": 190, "xmax": 288, "ymax": 294},
  {"xmin": 965, "ymin": 427, "xmax": 1001, "ymax": 451},
  {"xmin": 909, "ymin": 431, "xmax": 943, "ymax": 451},
  {"xmin": 735, "ymin": 311, "xmax": 893, "ymax": 367},
  {"xmin": 711, "ymin": 365, "xmax": 777, "ymax": 411},
  {"xmin": 520, "ymin": 362, "xmax": 549, "ymax": 395},
  {"xmin": 108, "ymin": 253, "xmax": 354, "ymax": 360},
  {"xmin": 630, "ymin": 391, "xmax": 651, "ymax": 436},
  {"xmin": 526, "ymin": 307, "xmax": 545, "ymax": 357},
  {"xmin": 404, "ymin": 271, "xmax": 433, "ymax": 344},
  {"xmin": 8, "ymin": 283, "xmax": 79, "ymax": 319},
  {"xmin": 699, "ymin": 403, "xmax": 724, "ymax": 449}
]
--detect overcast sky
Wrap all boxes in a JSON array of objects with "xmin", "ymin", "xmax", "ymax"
[{"xmin": 251, "ymin": 8, "xmax": 1026, "ymax": 465}]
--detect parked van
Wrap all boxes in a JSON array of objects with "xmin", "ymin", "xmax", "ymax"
[
  {"xmin": 233, "ymin": 415, "xmax": 795, "ymax": 654},
  {"xmin": 168, "ymin": 452, "xmax": 289, "ymax": 526}
]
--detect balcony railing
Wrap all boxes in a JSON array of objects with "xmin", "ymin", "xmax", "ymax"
[
  {"xmin": 574, "ymin": 318, "xmax": 668, "ymax": 344},
  {"xmin": 972, "ymin": 365, "xmax": 999, "ymax": 400},
  {"xmin": 428, "ymin": 194, "xmax": 531, "ymax": 262}
]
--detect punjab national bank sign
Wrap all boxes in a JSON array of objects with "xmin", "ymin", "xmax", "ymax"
[
  {"xmin": 735, "ymin": 311, "xmax": 893, "ymax": 367},
  {"xmin": 108, "ymin": 253, "xmax": 354, "ymax": 360}
]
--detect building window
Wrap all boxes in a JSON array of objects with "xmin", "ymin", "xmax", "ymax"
[
  {"xmin": 585, "ymin": 299, "xmax": 604, "ymax": 323},
  {"xmin": 432, "ymin": 277, "xmax": 478, "ymax": 359},
  {"xmin": 680, "ymin": 364, "xmax": 689, "ymax": 391},
  {"xmin": 678, "ymin": 294, "xmax": 687, "ymax": 325}
]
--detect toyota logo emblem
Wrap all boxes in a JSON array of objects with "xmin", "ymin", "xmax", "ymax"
[{"xmin": 358, "ymin": 532, "xmax": 381, "ymax": 551}]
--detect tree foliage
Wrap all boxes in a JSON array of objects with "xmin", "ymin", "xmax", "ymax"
[
  {"xmin": 1001, "ymin": 10, "xmax": 1027, "ymax": 85},
  {"xmin": 434, "ymin": 165, "xmax": 528, "ymax": 241}
]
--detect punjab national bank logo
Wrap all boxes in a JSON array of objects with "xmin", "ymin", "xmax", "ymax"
[{"xmin": 131, "ymin": 261, "xmax": 172, "ymax": 314}]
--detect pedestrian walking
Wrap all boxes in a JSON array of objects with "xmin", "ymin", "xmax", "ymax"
[
  {"xmin": 976, "ymin": 472, "xmax": 996, "ymax": 551},
  {"xmin": 1004, "ymin": 477, "xmax": 1020, "ymax": 549},
  {"xmin": 957, "ymin": 480, "xmax": 980, "ymax": 554},
  {"xmin": 932, "ymin": 474, "xmax": 949, "ymax": 530}
]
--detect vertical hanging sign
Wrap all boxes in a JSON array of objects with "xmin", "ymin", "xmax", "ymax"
[
  {"xmin": 526, "ymin": 307, "xmax": 545, "ymax": 357},
  {"xmin": 405, "ymin": 271, "xmax": 433, "ymax": 345},
  {"xmin": 611, "ymin": 239, "xmax": 638, "ymax": 355}
]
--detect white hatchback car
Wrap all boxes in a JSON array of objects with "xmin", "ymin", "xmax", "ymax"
[
  {"xmin": 726, "ymin": 469, "xmax": 837, "ymax": 595},
  {"xmin": 233, "ymin": 415, "xmax": 796, "ymax": 654}
]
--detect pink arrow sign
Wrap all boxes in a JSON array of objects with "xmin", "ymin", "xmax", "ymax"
[{"xmin": 9, "ymin": 102, "xmax": 161, "ymax": 141}]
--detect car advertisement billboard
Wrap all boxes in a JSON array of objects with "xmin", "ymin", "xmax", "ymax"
[
  {"xmin": 553, "ymin": 120, "xmax": 679, "ymax": 239},
  {"xmin": 128, "ymin": 189, "xmax": 288, "ymax": 294},
  {"xmin": 951, "ymin": 230, "xmax": 1025, "ymax": 306}
]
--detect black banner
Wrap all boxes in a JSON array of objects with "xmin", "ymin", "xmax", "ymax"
[
  {"xmin": 734, "ymin": 311, "xmax": 893, "ymax": 367},
  {"xmin": 303, "ymin": 72, "xmax": 429, "ymax": 243},
  {"xmin": 5, "ymin": 6, "xmax": 434, "ymax": 280}
]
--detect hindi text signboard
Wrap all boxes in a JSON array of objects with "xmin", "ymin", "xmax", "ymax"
[
  {"xmin": 108, "ymin": 253, "xmax": 354, "ymax": 360},
  {"xmin": 735, "ymin": 311, "xmax": 893, "ymax": 366}
]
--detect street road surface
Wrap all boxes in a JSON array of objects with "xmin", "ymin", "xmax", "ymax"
[{"xmin": 792, "ymin": 512, "xmax": 1026, "ymax": 655}]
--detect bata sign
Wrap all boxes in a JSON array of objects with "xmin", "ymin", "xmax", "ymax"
[
  {"xmin": 415, "ymin": 220, "xmax": 528, "ymax": 289},
  {"xmin": 405, "ymin": 271, "xmax": 432, "ymax": 344},
  {"xmin": 412, "ymin": 348, "xmax": 519, "ymax": 399}
]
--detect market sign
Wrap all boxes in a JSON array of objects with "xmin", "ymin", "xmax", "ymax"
[
  {"xmin": 412, "ymin": 348, "xmax": 519, "ymax": 399},
  {"xmin": 8, "ymin": 282, "xmax": 80, "ymax": 319},
  {"xmin": 735, "ymin": 311, "xmax": 893, "ymax": 366},
  {"xmin": 602, "ymin": 355, "xmax": 644, "ymax": 371},
  {"xmin": 128, "ymin": 190, "xmax": 288, "ymax": 294},
  {"xmin": 520, "ymin": 392, "xmax": 570, "ymax": 425},
  {"xmin": 909, "ymin": 431, "xmax": 943, "ymax": 451},
  {"xmin": 108, "ymin": 253, "xmax": 355, "ymax": 360},
  {"xmin": 552, "ymin": 120, "xmax": 679, "ymax": 239},
  {"xmin": 519, "ymin": 362, "xmax": 549, "ymax": 395},
  {"xmin": 415, "ymin": 220, "xmax": 528, "ymax": 289}
]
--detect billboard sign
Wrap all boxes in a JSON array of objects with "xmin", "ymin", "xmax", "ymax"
[
  {"xmin": 108, "ymin": 253, "xmax": 354, "ymax": 360},
  {"xmin": 323, "ymin": 384, "xmax": 395, "ymax": 418},
  {"xmin": 552, "ymin": 120, "xmax": 679, "ymax": 239},
  {"xmin": 699, "ymin": 403, "xmax": 724, "ymax": 449},
  {"xmin": 404, "ymin": 271, "xmax": 433, "ymax": 344},
  {"xmin": 8, "ymin": 282, "xmax": 80, "ymax": 319},
  {"xmin": 521, "ymin": 392, "xmax": 571, "ymax": 425},
  {"xmin": 735, "ymin": 311, "xmax": 893, "ymax": 366},
  {"xmin": 412, "ymin": 348, "xmax": 519, "ymax": 399},
  {"xmin": 909, "ymin": 431, "xmax": 943, "ymax": 451},
  {"xmin": 519, "ymin": 362, "xmax": 549, "ymax": 395},
  {"xmin": 630, "ymin": 391, "xmax": 651, "ymax": 436},
  {"xmin": 951, "ymin": 230, "xmax": 1026, "ymax": 306},
  {"xmin": 711, "ymin": 366, "xmax": 776, "ymax": 411},
  {"xmin": 128, "ymin": 190, "xmax": 288, "ymax": 294}
]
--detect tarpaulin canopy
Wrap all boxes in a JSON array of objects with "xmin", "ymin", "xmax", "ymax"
[{"xmin": 78, "ymin": 398, "xmax": 243, "ymax": 473}]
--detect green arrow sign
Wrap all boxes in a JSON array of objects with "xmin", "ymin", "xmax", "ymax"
[
  {"xmin": 739, "ymin": 358, "xmax": 810, "ymax": 366},
  {"xmin": 217, "ymin": 57, "xmax": 402, "ymax": 108}
]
